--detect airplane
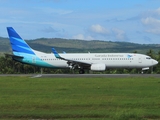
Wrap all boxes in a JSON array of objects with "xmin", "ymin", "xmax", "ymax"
[{"xmin": 6, "ymin": 27, "xmax": 158, "ymax": 74}]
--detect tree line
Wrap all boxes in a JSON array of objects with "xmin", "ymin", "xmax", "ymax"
[{"xmin": 0, "ymin": 49, "xmax": 160, "ymax": 74}]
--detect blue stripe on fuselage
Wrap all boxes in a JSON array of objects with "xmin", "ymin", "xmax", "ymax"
[{"xmin": 13, "ymin": 53, "xmax": 56, "ymax": 68}]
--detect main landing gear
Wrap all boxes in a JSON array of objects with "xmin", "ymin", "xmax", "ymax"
[{"xmin": 79, "ymin": 69, "xmax": 85, "ymax": 74}]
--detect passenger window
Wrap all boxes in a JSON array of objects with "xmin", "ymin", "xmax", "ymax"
[{"xmin": 146, "ymin": 57, "xmax": 151, "ymax": 59}]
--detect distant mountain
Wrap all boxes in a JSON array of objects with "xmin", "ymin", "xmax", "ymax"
[{"xmin": 0, "ymin": 37, "xmax": 160, "ymax": 54}]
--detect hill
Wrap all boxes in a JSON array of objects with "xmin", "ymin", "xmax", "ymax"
[{"xmin": 0, "ymin": 37, "xmax": 160, "ymax": 54}]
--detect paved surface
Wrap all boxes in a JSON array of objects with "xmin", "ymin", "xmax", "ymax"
[
  {"xmin": 0, "ymin": 74, "xmax": 160, "ymax": 78},
  {"xmin": 36, "ymin": 74, "xmax": 160, "ymax": 78}
]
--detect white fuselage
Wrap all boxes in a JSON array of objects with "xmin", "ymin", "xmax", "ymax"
[{"xmin": 23, "ymin": 50, "xmax": 157, "ymax": 69}]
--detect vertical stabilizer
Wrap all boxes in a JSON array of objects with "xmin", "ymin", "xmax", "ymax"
[{"xmin": 7, "ymin": 27, "xmax": 35, "ymax": 55}]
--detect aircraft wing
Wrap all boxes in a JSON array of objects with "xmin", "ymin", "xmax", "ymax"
[{"xmin": 52, "ymin": 48, "xmax": 91, "ymax": 69}]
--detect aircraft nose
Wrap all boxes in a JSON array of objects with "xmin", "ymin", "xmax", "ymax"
[{"xmin": 152, "ymin": 59, "xmax": 158, "ymax": 66}]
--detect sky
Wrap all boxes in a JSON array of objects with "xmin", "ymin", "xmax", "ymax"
[{"xmin": 0, "ymin": 0, "xmax": 160, "ymax": 44}]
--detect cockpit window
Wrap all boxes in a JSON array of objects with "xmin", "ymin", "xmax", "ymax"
[{"xmin": 146, "ymin": 57, "xmax": 151, "ymax": 59}]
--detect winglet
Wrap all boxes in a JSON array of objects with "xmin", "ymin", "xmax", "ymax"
[{"xmin": 52, "ymin": 48, "xmax": 62, "ymax": 59}]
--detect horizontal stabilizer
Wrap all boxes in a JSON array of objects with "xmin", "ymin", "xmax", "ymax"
[{"xmin": 5, "ymin": 53, "xmax": 23, "ymax": 59}]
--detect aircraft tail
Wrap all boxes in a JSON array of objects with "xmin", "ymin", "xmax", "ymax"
[{"xmin": 7, "ymin": 27, "xmax": 35, "ymax": 55}]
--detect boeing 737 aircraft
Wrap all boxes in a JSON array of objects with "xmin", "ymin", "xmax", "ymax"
[{"xmin": 6, "ymin": 27, "xmax": 158, "ymax": 74}]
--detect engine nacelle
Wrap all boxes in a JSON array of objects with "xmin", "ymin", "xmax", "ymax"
[
  {"xmin": 90, "ymin": 63, "xmax": 106, "ymax": 71},
  {"xmin": 142, "ymin": 67, "xmax": 149, "ymax": 71}
]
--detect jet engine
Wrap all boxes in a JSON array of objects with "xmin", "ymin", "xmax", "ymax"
[{"xmin": 90, "ymin": 63, "xmax": 106, "ymax": 71}]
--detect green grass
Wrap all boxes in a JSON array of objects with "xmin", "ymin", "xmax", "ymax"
[{"xmin": 0, "ymin": 76, "xmax": 160, "ymax": 120}]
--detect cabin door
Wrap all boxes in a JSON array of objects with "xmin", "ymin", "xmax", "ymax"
[
  {"xmin": 138, "ymin": 57, "xmax": 142, "ymax": 63},
  {"xmin": 32, "ymin": 57, "xmax": 36, "ymax": 63}
]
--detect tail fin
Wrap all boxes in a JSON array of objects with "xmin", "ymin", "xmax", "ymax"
[{"xmin": 7, "ymin": 27, "xmax": 35, "ymax": 55}]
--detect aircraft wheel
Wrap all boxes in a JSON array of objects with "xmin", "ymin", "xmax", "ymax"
[
  {"xmin": 141, "ymin": 71, "xmax": 144, "ymax": 74},
  {"xmin": 79, "ymin": 69, "xmax": 85, "ymax": 74}
]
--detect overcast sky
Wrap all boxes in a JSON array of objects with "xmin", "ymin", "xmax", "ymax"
[{"xmin": 0, "ymin": 0, "xmax": 160, "ymax": 44}]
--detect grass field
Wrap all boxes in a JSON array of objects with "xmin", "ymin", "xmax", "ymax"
[{"xmin": 0, "ymin": 76, "xmax": 160, "ymax": 120}]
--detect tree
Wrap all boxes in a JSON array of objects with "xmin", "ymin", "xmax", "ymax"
[{"xmin": 146, "ymin": 49, "xmax": 155, "ymax": 59}]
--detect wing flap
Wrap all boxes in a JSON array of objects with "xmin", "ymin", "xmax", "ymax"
[{"xmin": 52, "ymin": 48, "xmax": 91, "ymax": 68}]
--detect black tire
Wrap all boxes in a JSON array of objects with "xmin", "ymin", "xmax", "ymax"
[{"xmin": 79, "ymin": 69, "xmax": 85, "ymax": 74}]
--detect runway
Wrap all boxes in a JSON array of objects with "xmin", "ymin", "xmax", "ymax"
[
  {"xmin": 0, "ymin": 74, "xmax": 160, "ymax": 78},
  {"xmin": 35, "ymin": 74, "xmax": 160, "ymax": 78}
]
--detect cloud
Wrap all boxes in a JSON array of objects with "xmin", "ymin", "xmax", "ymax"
[
  {"xmin": 90, "ymin": 24, "xmax": 110, "ymax": 35},
  {"xmin": 87, "ymin": 24, "xmax": 129, "ymax": 41},
  {"xmin": 72, "ymin": 34, "xmax": 94, "ymax": 40},
  {"xmin": 145, "ymin": 28, "xmax": 160, "ymax": 35},
  {"xmin": 154, "ymin": 7, "xmax": 160, "ymax": 16},
  {"xmin": 105, "ymin": 16, "xmax": 140, "ymax": 22},
  {"xmin": 141, "ymin": 17, "xmax": 160, "ymax": 35},
  {"xmin": 112, "ymin": 28, "xmax": 128, "ymax": 41},
  {"xmin": 142, "ymin": 7, "xmax": 160, "ymax": 18},
  {"xmin": 141, "ymin": 8, "xmax": 160, "ymax": 35},
  {"xmin": 142, "ymin": 17, "xmax": 160, "ymax": 26}
]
